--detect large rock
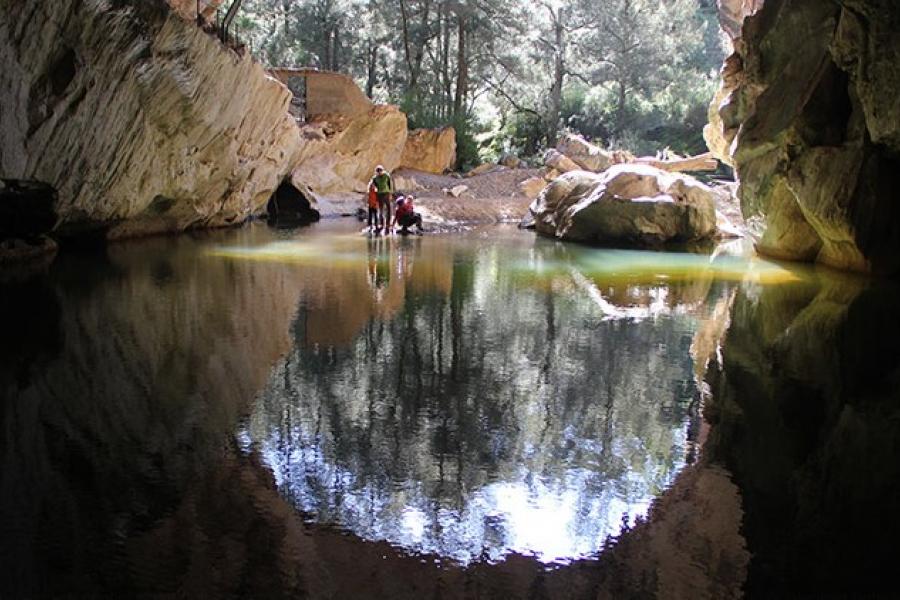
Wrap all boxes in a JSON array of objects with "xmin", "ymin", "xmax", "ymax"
[
  {"xmin": 0, "ymin": 0, "xmax": 301, "ymax": 241},
  {"xmin": 399, "ymin": 126, "xmax": 457, "ymax": 173},
  {"xmin": 167, "ymin": 0, "xmax": 225, "ymax": 22},
  {"xmin": 519, "ymin": 176, "xmax": 548, "ymax": 199},
  {"xmin": 529, "ymin": 165, "xmax": 718, "ymax": 246},
  {"xmin": 290, "ymin": 105, "xmax": 408, "ymax": 195},
  {"xmin": 706, "ymin": 0, "xmax": 900, "ymax": 274},
  {"xmin": 543, "ymin": 149, "xmax": 581, "ymax": 173},
  {"xmin": 556, "ymin": 133, "xmax": 614, "ymax": 172}
]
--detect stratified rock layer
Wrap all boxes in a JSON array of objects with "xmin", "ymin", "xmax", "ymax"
[
  {"xmin": 707, "ymin": 0, "xmax": 900, "ymax": 274},
  {"xmin": 0, "ymin": 0, "xmax": 301, "ymax": 239},
  {"xmin": 530, "ymin": 165, "xmax": 718, "ymax": 246}
]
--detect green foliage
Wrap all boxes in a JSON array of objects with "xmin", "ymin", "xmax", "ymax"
[{"xmin": 239, "ymin": 0, "xmax": 726, "ymax": 165}]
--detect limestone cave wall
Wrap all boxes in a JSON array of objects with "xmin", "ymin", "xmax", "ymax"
[
  {"xmin": 707, "ymin": 0, "xmax": 900, "ymax": 274},
  {"xmin": 0, "ymin": 0, "xmax": 417, "ymax": 251},
  {"xmin": 0, "ymin": 0, "xmax": 305, "ymax": 242}
]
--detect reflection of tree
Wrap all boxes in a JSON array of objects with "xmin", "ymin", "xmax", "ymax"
[{"xmin": 249, "ymin": 243, "xmax": 734, "ymax": 561}]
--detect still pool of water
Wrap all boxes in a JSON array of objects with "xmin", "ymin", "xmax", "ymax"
[
  {"xmin": 218, "ymin": 227, "xmax": 776, "ymax": 565},
  {"xmin": 3, "ymin": 221, "xmax": 896, "ymax": 598}
]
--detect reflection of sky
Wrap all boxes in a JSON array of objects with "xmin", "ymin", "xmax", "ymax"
[
  {"xmin": 226, "ymin": 225, "xmax": 756, "ymax": 566},
  {"xmin": 245, "ymin": 431, "xmax": 673, "ymax": 565}
]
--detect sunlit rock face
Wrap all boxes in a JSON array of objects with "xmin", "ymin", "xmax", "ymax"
[
  {"xmin": 290, "ymin": 105, "xmax": 408, "ymax": 195},
  {"xmin": 705, "ymin": 271, "xmax": 900, "ymax": 596},
  {"xmin": 0, "ymin": 0, "xmax": 301, "ymax": 241},
  {"xmin": 399, "ymin": 126, "xmax": 457, "ymax": 174},
  {"xmin": 707, "ymin": 0, "xmax": 900, "ymax": 273},
  {"xmin": 529, "ymin": 166, "xmax": 718, "ymax": 246}
]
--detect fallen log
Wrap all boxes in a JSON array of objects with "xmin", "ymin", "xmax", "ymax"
[{"xmin": 631, "ymin": 152, "xmax": 719, "ymax": 173}]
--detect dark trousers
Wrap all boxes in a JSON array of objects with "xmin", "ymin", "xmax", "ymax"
[
  {"xmin": 398, "ymin": 212, "xmax": 423, "ymax": 230},
  {"xmin": 367, "ymin": 207, "xmax": 378, "ymax": 227},
  {"xmin": 376, "ymin": 193, "xmax": 392, "ymax": 227}
]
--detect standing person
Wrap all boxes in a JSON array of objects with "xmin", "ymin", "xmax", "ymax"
[
  {"xmin": 393, "ymin": 194, "xmax": 424, "ymax": 234},
  {"xmin": 365, "ymin": 181, "xmax": 378, "ymax": 233},
  {"xmin": 371, "ymin": 165, "xmax": 394, "ymax": 233}
]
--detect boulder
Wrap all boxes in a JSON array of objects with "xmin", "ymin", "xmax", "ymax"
[
  {"xmin": 705, "ymin": 0, "xmax": 900, "ymax": 274},
  {"xmin": 519, "ymin": 176, "xmax": 548, "ymax": 199},
  {"xmin": 399, "ymin": 126, "xmax": 457, "ymax": 173},
  {"xmin": 556, "ymin": 133, "xmax": 614, "ymax": 172},
  {"xmin": 465, "ymin": 163, "xmax": 503, "ymax": 177},
  {"xmin": 290, "ymin": 105, "xmax": 408, "ymax": 195},
  {"xmin": 529, "ymin": 165, "xmax": 718, "ymax": 246},
  {"xmin": 543, "ymin": 150, "xmax": 581, "ymax": 173},
  {"xmin": 394, "ymin": 175, "xmax": 425, "ymax": 192},
  {"xmin": 498, "ymin": 153, "xmax": 522, "ymax": 168},
  {"xmin": 445, "ymin": 185, "xmax": 470, "ymax": 198}
]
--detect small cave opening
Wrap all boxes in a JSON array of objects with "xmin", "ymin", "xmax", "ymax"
[
  {"xmin": 266, "ymin": 180, "xmax": 321, "ymax": 227},
  {"xmin": 797, "ymin": 59, "xmax": 853, "ymax": 148},
  {"xmin": 50, "ymin": 48, "xmax": 78, "ymax": 97},
  {"xmin": 0, "ymin": 179, "xmax": 58, "ymax": 241}
]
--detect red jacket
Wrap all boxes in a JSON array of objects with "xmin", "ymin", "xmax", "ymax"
[{"xmin": 396, "ymin": 199, "xmax": 413, "ymax": 218}]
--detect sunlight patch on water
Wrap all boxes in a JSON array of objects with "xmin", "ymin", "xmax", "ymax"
[{"xmin": 511, "ymin": 248, "xmax": 803, "ymax": 286}]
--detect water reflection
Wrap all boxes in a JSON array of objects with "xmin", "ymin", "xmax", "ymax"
[
  {"xmin": 7, "ymin": 220, "xmax": 890, "ymax": 597},
  {"xmin": 233, "ymin": 228, "xmax": 751, "ymax": 564}
]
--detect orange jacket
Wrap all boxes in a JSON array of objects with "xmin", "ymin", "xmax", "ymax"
[{"xmin": 367, "ymin": 185, "xmax": 378, "ymax": 208}]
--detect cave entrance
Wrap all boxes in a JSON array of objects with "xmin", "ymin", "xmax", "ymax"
[
  {"xmin": 0, "ymin": 179, "xmax": 58, "ymax": 241},
  {"xmin": 266, "ymin": 180, "xmax": 320, "ymax": 227}
]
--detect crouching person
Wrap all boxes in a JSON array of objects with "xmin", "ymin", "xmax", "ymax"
[{"xmin": 393, "ymin": 195, "xmax": 424, "ymax": 234}]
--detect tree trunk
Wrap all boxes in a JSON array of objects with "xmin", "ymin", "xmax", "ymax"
[
  {"xmin": 453, "ymin": 10, "xmax": 467, "ymax": 120},
  {"xmin": 441, "ymin": 3, "xmax": 451, "ymax": 119},
  {"xmin": 631, "ymin": 153, "xmax": 719, "ymax": 172},
  {"xmin": 616, "ymin": 78, "xmax": 627, "ymax": 134},
  {"xmin": 365, "ymin": 42, "xmax": 378, "ymax": 98},
  {"xmin": 547, "ymin": 6, "xmax": 565, "ymax": 146}
]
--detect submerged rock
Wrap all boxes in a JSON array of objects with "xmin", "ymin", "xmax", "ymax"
[{"xmin": 529, "ymin": 165, "xmax": 718, "ymax": 246}]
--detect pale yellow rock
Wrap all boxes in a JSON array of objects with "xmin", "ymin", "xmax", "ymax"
[
  {"xmin": 465, "ymin": 163, "xmax": 501, "ymax": 177},
  {"xmin": 519, "ymin": 177, "xmax": 548, "ymax": 199},
  {"xmin": 448, "ymin": 185, "xmax": 470, "ymax": 198},
  {"xmin": 394, "ymin": 175, "xmax": 425, "ymax": 192},
  {"xmin": 543, "ymin": 150, "xmax": 581, "ymax": 173},
  {"xmin": 269, "ymin": 69, "xmax": 374, "ymax": 119},
  {"xmin": 290, "ymin": 105, "xmax": 408, "ymax": 195},
  {"xmin": 556, "ymin": 133, "xmax": 613, "ymax": 172},
  {"xmin": 530, "ymin": 165, "xmax": 718, "ymax": 245},
  {"xmin": 167, "ymin": 0, "xmax": 225, "ymax": 22},
  {"xmin": 400, "ymin": 127, "xmax": 457, "ymax": 173}
]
